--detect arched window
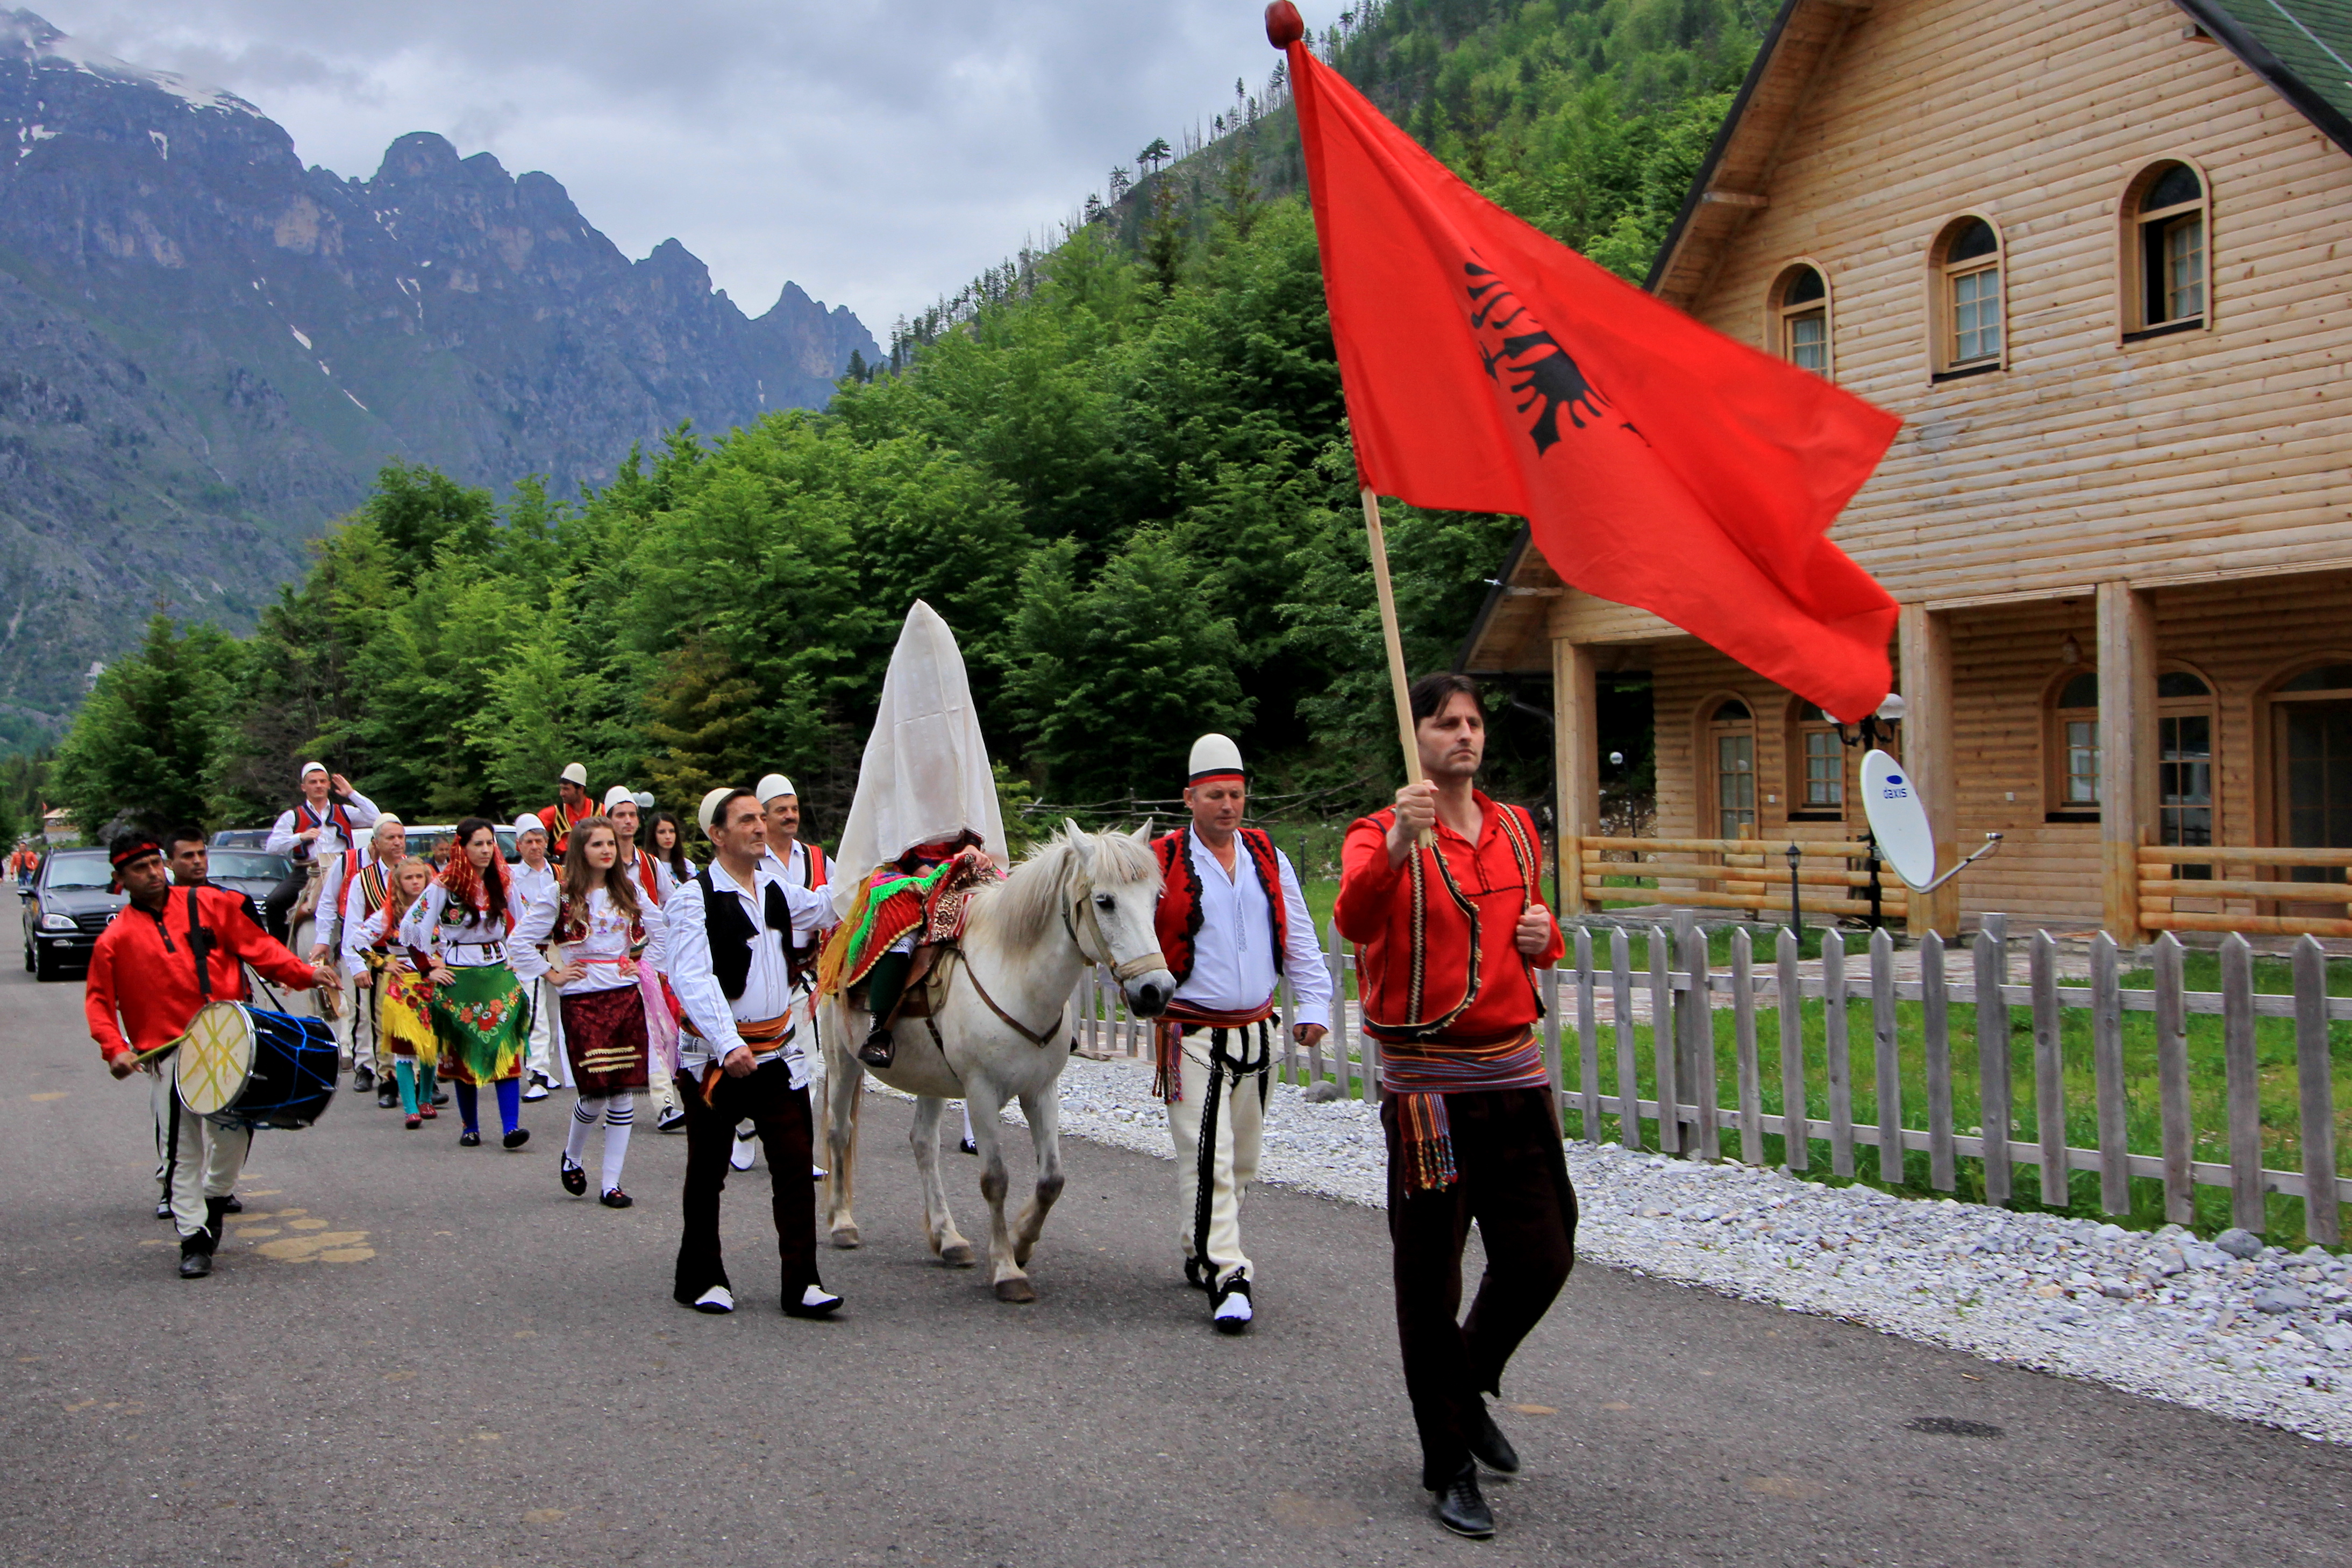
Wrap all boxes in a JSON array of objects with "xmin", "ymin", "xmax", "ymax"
[
  {"xmin": 2157, "ymin": 668, "xmax": 2215, "ymax": 876},
  {"xmin": 1771, "ymin": 263, "xmax": 1830, "ymax": 376},
  {"xmin": 2270, "ymin": 663, "xmax": 2352, "ymax": 874},
  {"xmin": 2125, "ymin": 161, "xmax": 2207, "ymax": 337},
  {"xmin": 1707, "ymin": 698, "xmax": 1757, "ymax": 839},
  {"xmin": 1932, "ymin": 217, "xmax": 2004, "ymax": 377},
  {"xmin": 1787, "ymin": 701, "xmax": 1846, "ymax": 821},
  {"xmin": 2047, "ymin": 669, "xmax": 2099, "ymax": 818}
]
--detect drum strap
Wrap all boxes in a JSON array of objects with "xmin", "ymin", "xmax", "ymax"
[{"xmin": 185, "ymin": 888, "xmax": 216, "ymax": 1004}]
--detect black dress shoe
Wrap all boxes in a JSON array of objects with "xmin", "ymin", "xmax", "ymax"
[
  {"xmin": 856, "ymin": 1027, "xmax": 895, "ymax": 1069},
  {"xmin": 353, "ymin": 1066, "xmax": 376, "ymax": 1093},
  {"xmin": 599, "ymin": 1187, "xmax": 633, "ymax": 1209},
  {"xmin": 503, "ymin": 1127, "xmax": 531, "ymax": 1150},
  {"xmin": 178, "ymin": 1248, "xmax": 213, "ymax": 1280},
  {"xmin": 376, "ymin": 1086, "xmax": 401, "ymax": 1109},
  {"xmin": 432, "ymin": 1089, "xmax": 452, "ymax": 1107},
  {"xmin": 559, "ymin": 1157, "xmax": 588, "ymax": 1196},
  {"xmin": 459, "ymin": 1129, "xmax": 482, "ymax": 1148},
  {"xmin": 1468, "ymin": 1405, "xmax": 1521, "ymax": 1476},
  {"xmin": 222, "ymin": 1194, "xmax": 243, "ymax": 1215},
  {"xmin": 1431, "ymin": 1463, "xmax": 1494, "ymax": 1540}
]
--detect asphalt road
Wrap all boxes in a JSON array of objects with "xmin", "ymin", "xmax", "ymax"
[{"xmin": 4, "ymin": 960, "xmax": 2348, "ymax": 1568}]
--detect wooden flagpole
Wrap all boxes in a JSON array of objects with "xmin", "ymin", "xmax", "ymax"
[{"xmin": 1360, "ymin": 488, "xmax": 1432, "ymax": 845}]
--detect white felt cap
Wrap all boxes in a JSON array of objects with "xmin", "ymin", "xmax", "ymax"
[
  {"xmin": 299, "ymin": 760, "xmax": 327, "ymax": 782},
  {"xmin": 756, "ymin": 773, "xmax": 795, "ymax": 804},
  {"xmin": 511, "ymin": 815, "xmax": 544, "ymax": 838},
  {"xmin": 1186, "ymin": 733, "xmax": 1245, "ymax": 782},
  {"xmin": 603, "ymin": 785, "xmax": 636, "ymax": 810},
  {"xmin": 698, "ymin": 787, "xmax": 738, "ymax": 834},
  {"xmin": 559, "ymin": 762, "xmax": 589, "ymax": 787}
]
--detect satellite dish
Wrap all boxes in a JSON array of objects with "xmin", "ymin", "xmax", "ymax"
[{"xmin": 1860, "ymin": 749, "xmax": 1936, "ymax": 889}]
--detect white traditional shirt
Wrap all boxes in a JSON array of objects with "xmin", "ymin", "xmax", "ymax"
[
  {"xmin": 510, "ymin": 885, "xmax": 667, "ymax": 995},
  {"xmin": 265, "ymin": 790, "xmax": 381, "ymax": 864},
  {"xmin": 335, "ymin": 854, "xmax": 400, "ymax": 977},
  {"xmin": 1171, "ymin": 834, "xmax": 1332, "ymax": 1030},
  {"xmin": 665, "ymin": 854, "xmax": 831, "ymax": 1088},
  {"xmin": 397, "ymin": 881, "xmax": 516, "ymax": 970},
  {"xmin": 510, "ymin": 859, "xmax": 559, "ymax": 921}
]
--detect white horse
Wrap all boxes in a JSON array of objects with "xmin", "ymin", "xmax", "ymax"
[{"xmin": 820, "ymin": 823, "xmax": 1172, "ymax": 1303}]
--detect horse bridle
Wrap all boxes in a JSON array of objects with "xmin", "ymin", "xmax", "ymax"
[{"xmin": 1061, "ymin": 864, "xmax": 1167, "ymax": 983}]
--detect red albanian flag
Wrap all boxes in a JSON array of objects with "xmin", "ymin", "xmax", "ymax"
[{"xmin": 1266, "ymin": 3, "xmax": 1901, "ymax": 722}]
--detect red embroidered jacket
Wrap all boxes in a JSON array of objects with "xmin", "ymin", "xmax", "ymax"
[
  {"xmin": 85, "ymin": 886, "xmax": 320, "ymax": 1064},
  {"xmin": 536, "ymin": 797, "xmax": 596, "ymax": 856},
  {"xmin": 1152, "ymin": 825, "xmax": 1288, "ymax": 985},
  {"xmin": 1334, "ymin": 793, "xmax": 1562, "ymax": 1045}
]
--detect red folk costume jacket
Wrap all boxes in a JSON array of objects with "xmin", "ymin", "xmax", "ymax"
[
  {"xmin": 536, "ymin": 798, "xmax": 596, "ymax": 857},
  {"xmin": 1334, "ymin": 792, "xmax": 1562, "ymax": 1046},
  {"xmin": 85, "ymin": 886, "xmax": 320, "ymax": 1066}
]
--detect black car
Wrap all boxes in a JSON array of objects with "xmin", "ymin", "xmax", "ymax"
[{"xmin": 20, "ymin": 849, "xmax": 124, "ymax": 981}]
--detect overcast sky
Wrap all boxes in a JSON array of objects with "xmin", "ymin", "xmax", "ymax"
[{"xmin": 38, "ymin": 1, "xmax": 1286, "ymax": 333}]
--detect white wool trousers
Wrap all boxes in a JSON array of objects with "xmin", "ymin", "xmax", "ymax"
[
  {"xmin": 1165, "ymin": 1026, "xmax": 1269, "ymax": 1291},
  {"xmin": 523, "ymin": 974, "xmax": 571, "ymax": 1088},
  {"xmin": 157, "ymin": 1071, "xmax": 250, "ymax": 1242}
]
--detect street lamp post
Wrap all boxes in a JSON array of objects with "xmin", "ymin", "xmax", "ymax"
[{"xmin": 1785, "ymin": 840, "xmax": 1802, "ymax": 942}]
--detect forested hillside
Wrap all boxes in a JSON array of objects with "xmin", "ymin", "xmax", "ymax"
[{"xmin": 52, "ymin": 0, "xmax": 1765, "ymax": 840}]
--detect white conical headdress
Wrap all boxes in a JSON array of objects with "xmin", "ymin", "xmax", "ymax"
[
  {"xmin": 1187, "ymin": 733, "xmax": 1245, "ymax": 783},
  {"xmin": 831, "ymin": 601, "xmax": 1007, "ymax": 915}
]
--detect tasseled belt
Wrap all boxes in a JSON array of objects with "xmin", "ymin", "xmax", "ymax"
[
  {"xmin": 1378, "ymin": 1028, "xmax": 1547, "ymax": 1194},
  {"xmin": 1153, "ymin": 999, "xmax": 1274, "ymax": 1103}
]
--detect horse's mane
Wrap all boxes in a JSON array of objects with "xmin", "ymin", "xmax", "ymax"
[{"xmin": 968, "ymin": 825, "xmax": 1157, "ymax": 950}]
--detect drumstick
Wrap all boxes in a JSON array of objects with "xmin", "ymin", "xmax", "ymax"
[{"xmin": 127, "ymin": 1035, "xmax": 184, "ymax": 1069}]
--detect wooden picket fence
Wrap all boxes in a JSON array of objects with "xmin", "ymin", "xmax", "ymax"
[{"xmin": 1072, "ymin": 914, "xmax": 2350, "ymax": 1244}]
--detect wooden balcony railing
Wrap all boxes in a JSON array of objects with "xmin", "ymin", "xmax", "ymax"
[{"xmin": 2138, "ymin": 845, "xmax": 2352, "ymax": 939}]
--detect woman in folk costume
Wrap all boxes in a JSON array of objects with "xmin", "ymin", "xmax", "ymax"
[
  {"xmin": 646, "ymin": 810, "xmax": 694, "ymax": 900},
  {"xmin": 511, "ymin": 816, "xmax": 664, "ymax": 1207},
  {"xmin": 358, "ymin": 857, "xmax": 444, "ymax": 1128},
  {"xmin": 816, "ymin": 602, "xmax": 1008, "ymax": 1071},
  {"xmin": 336, "ymin": 814, "xmax": 412, "ymax": 1109},
  {"xmin": 1153, "ymin": 735, "xmax": 1332, "ymax": 1334},
  {"xmin": 400, "ymin": 817, "xmax": 532, "ymax": 1149}
]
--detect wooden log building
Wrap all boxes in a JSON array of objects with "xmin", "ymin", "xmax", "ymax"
[{"xmin": 1458, "ymin": 0, "xmax": 2352, "ymax": 943}]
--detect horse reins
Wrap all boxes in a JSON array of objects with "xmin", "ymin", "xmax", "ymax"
[{"xmin": 941, "ymin": 858, "xmax": 1167, "ymax": 1050}]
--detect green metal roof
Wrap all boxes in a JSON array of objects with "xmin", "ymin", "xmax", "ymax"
[{"xmin": 2180, "ymin": 0, "xmax": 2352, "ymax": 151}]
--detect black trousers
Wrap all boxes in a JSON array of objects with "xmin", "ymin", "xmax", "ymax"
[
  {"xmin": 1382, "ymin": 1085, "xmax": 1578, "ymax": 1489},
  {"xmin": 261, "ymin": 864, "xmax": 306, "ymax": 942},
  {"xmin": 672, "ymin": 1058, "xmax": 822, "ymax": 1306}
]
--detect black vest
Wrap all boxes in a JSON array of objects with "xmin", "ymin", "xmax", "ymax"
[{"xmin": 696, "ymin": 867, "xmax": 793, "ymax": 1002}]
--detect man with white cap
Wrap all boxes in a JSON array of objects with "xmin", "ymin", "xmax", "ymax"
[
  {"xmin": 263, "ymin": 762, "xmax": 380, "ymax": 940},
  {"xmin": 510, "ymin": 814, "xmax": 566, "ymax": 1101},
  {"xmin": 738, "ymin": 773, "xmax": 830, "ymax": 1171},
  {"xmin": 332, "ymin": 812, "xmax": 411, "ymax": 1106},
  {"xmin": 1151, "ymin": 733, "xmax": 1331, "ymax": 1334},
  {"xmin": 536, "ymin": 762, "xmax": 595, "ymax": 857},
  {"xmin": 666, "ymin": 786, "xmax": 839, "ymax": 1317}
]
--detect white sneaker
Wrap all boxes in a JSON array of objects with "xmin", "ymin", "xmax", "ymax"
[
  {"xmin": 810, "ymin": 1163, "xmax": 828, "ymax": 1179},
  {"xmin": 730, "ymin": 1130, "xmax": 757, "ymax": 1171},
  {"xmin": 1212, "ymin": 1280, "xmax": 1254, "ymax": 1335},
  {"xmin": 521, "ymin": 1080, "xmax": 550, "ymax": 1102},
  {"xmin": 690, "ymin": 1285, "xmax": 735, "ymax": 1314},
  {"xmin": 792, "ymin": 1284, "xmax": 843, "ymax": 1316}
]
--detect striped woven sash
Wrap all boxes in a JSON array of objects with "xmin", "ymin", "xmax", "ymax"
[{"xmin": 1378, "ymin": 1028, "xmax": 1546, "ymax": 1194}]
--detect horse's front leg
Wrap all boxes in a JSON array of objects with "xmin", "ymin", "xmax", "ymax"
[
  {"xmin": 909, "ymin": 1096, "xmax": 973, "ymax": 1266},
  {"xmin": 1010, "ymin": 1088, "xmax": 1066, "ymax": 1268},
  {"xmin": 823, "ymin": 1006, "xmax": 866, "ymax": 1249},
  {"xmin": 964, "ymin": 1078, "xmax": 1032, "ymax": 1302}
]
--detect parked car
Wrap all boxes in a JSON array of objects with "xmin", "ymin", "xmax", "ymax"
[
  {"xmin": 403, "ymin": 824, "xmax": 520, "ymax": 867},
  {"xmin": 20, "ymin": 848, "xmax": 124, "ymax": 980},
  {"xmin": 209, "ymin": 828, "xmax": 274, "ymax": 851},
  {"xmin": 202, "ymin": 848, "xmax": 292, "ymax": 910}
]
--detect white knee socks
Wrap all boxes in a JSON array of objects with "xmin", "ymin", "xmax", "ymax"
[{"xmin": 567, "ymin": 1091, "xmax": 636, "ymax": 1192}]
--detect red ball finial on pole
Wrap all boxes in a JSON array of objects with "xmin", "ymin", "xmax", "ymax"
[{"xmin": 1265, "ymin": 1, "xmax": 1306, "ymax": 48}]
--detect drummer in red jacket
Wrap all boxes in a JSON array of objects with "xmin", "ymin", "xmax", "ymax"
[{"xmin": 86, "ymin": 834, "xmax": 326, "ymax": 1279}]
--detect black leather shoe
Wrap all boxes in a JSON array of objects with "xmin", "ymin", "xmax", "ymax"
[
  {"xmin": 503, "ymin": 1128, "xmax": 531, "ymax": 1150},
  {"xmin": 856, "ymin": 1026, "xmax": 895, "ymax": 1069},
  {"xmin": 221, "ymin": 1194, "xmax": 243, "ymax": 1215},
  {"xmin": 1468, "ymin": 1405, "xmax": 1521, "ymax": 1476},
  {"xmin": 376, "ymin": 1086, "xmax": 400, "ymax": 1109},
  {"xmin": 432, "ymin": 1089, "xmax": 452, "ymax": 1107},
  {"xmin": 178, "ymin": 1248, "xmax": 213, "ymax": 1280},
  {"xmin": 1431, "ymin": 1463, "xmax": 1494, "ymax": 1540},
  {"xmin": 459, "ymin": 1129, "xmax": 482, "ymax": 1148},
  {"xmin": 599, "ymin": 1187, "xmax": 633, "ymax": 1209},
  {"xmin": 559, "ymin": 1157, "xmax": 588, "ymax": 1196},
  {"xmin": 353, "ymin": 1066, "xmax": 375, "ymax": 1093}
]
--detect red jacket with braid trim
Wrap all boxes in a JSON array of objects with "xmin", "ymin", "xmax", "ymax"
[
  {"xmin": 85, "ymin": 885, "xmax": 320, "ymax": 1065},
  {"xmin": 1334, "ymin": 793, "xmax": 1562, "ymax": 1045}
]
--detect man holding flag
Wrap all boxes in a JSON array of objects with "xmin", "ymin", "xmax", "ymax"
[{"xmin": 1264, "ymin": 0, "xmax": 1902, "ymax": 1537}]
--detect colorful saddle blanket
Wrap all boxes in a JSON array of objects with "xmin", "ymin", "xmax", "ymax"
[{"xmin": 816, "ymin": 847, "xmax": 1001, "ymax": 1000}]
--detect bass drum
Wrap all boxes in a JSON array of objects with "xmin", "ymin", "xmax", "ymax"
[{"xmin": 176, "ymin": 1001, "xmax": 340, "ymax": 1130}]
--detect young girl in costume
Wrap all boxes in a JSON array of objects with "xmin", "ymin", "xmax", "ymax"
[
  {"xmin": 359, "ymin": 856, "xmax": 442, "ymax": 1128},
  {"xmin": 401, "ymin": 818, "xmax": 531, "ymax": 1149},
  {"xmin": 511, "ymin": 817, "xmax": 663, "ymax": 1206}
]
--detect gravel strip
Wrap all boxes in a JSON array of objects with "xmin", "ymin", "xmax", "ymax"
[{"xmin": 950, "ymin": 1056, "xmax": 2352, "ymax": 1444}]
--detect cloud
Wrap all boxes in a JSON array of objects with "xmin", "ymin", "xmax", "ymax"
[{"xmin": 37, "ymin": 1, "xmax": 1286, "ymax": 329}]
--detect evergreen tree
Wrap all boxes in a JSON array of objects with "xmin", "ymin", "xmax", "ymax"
[{"xmin": 51, "ymin": 615, "xmax": 241, "ymax": 835}]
